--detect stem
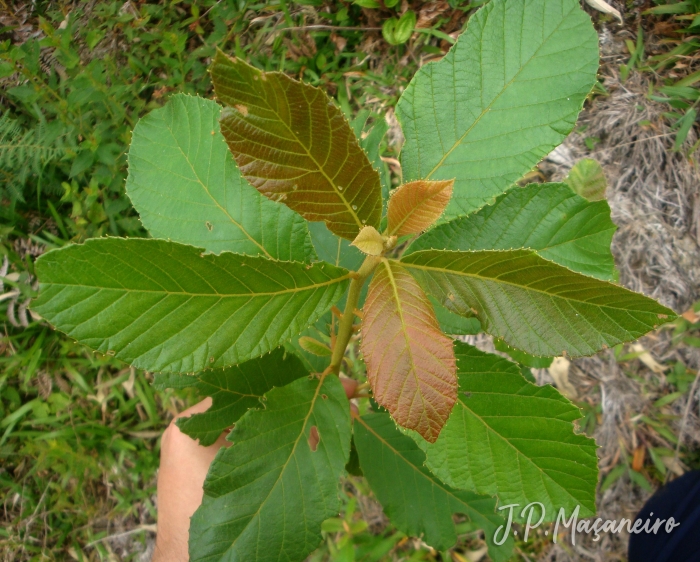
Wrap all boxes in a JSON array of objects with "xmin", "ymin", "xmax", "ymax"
[{"xmin": 329, "ymin": 255, "xmax": 380, "ymax": 375}]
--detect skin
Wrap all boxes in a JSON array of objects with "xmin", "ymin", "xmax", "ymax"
[{"xmin": 153, "ymin": 377, "xmax": 358, "ymax": 562}]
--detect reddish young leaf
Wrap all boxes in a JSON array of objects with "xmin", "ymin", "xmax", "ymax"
[
  {"xmin": 211, "ymin": 50, "xmax": 382, "ymax": 241},
  {"xmin": 361, "ymin": 260, "xmax": 457, "ymax": 442},
  {"xmin": 387, "ymin": 180, "xmax": 454, "ymax": 236}
]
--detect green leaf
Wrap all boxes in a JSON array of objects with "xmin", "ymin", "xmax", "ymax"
[
  {"xmin": 644, "ymin": 2, "xmax": 693, "ymax": 15},
  {"xmin": 172, "ymin": 348, "xmax": 309, "ymax": 446},
  {"xmin": 298, "ymin": 336, "xmax": 332, "ymax": 356},
  {"xmin": 353, "ymin": 412, "xmax": 514, "ymax": 561},
  {"xmin": 382, "ymin": 19, "xmax": 399, "ymax": 45},
  {"xmin": 600, "ymin": 464, "xmax": 626, "ymax": 492},
  {"xmin": 396, "ymin": 0, "xmax": 599, "ymax": 219},
  {"xmin": 564, "ymin": 159, "xmax": 607, "ymax": 202},
  {"xmin": 211, "ymin": 50, "xmax": 382, "ymax": 241},
  {"xmin": 307, "ymin": 221, "xmax": 364, "ymax": 272},
  {"xmin": 32, "ymin": 238, "xmax": 351, "ymax": 373},
  {"xmin": 152, "ymin": 373, "xmax": 198, "ymax": 391},
  {"xmin": 400, "ymin": 250, "xmax": 676, "ymax": 357},
  {"xmin": 628, "ymin": 468, "xmax": 653, "ymax": 492},
  {"xmin": 383, "ymin": 11, "xmax": 416, "ymax": 45},
  {"xmin": 352, "ymin": 111, "xmax": 391, "ymax": 222},
  {"xmin": 307, "ymin": 220, "xmax": 369, "ymax": 310},
  {"xmin": 673, "ymin": 108, "xmax": 697, "ymax": 151},
  {"xmin": 291, "ymin": 221, "xmax": 365, "ymax": 372},
  {"xmin": 394, "ymin": 10, "xmax": 417, "ymax": 44},
  {"xmin": 346, "ymin": 437, "xmax": 363, "ymax": 476},
  {"xmin": 126, "ymin": 94, "xmax": 315, "ymax": 261},
  {"xmin": 520, "ymin": 365, "xmax": 537, "ymax": 383},
  {"xmin": 359, "ymin": 115, "xmax": 390, "ymax": 200},
  {"xmin": 69, "ymin": 150, "xmax": 94, "ymax": 178},
  {"xmin": 406, "ymin": 182, "xmax": 617, "ymax": 281},
  {"xmin": 412, "ymin": 342, "xmax": 597, "ymax": 521},
  {"xmin": 493, "ymin": 338, "xmax": 553, "ymax": 369},
  {"xmin": 189, "ymin": 375, "xmax": 351, "ymax": 562},
  {"xmin": 430, "ymin": 296, "xmax": 481, "ymax": 336},
  {"xmin": 284, "ymin": 313, "xmax": 334, "ymax": 374}
]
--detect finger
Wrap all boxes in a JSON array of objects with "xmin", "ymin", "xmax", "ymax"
[
  {"xmin": 166, "ymin": 398, "xmax": 231, "ymax": 460},
  {"xmin": 174, "ymin": 396, "xmax": 212, "ymax": 420},
  {"xmin": 211, "ymin": 428, "xmax": 233, "ymax": 450}
]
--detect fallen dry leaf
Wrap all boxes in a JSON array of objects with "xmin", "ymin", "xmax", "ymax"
[
  {"xmin": 682, "ymin": 308, "xmax": 699, "ymax": 323},
  {"xmin": 630, "ymin": 343, "xmax": 668, "ymax": 374},
  {"xmin": 663, "ymin": 455, "xmax": 687, "ymax": 476},
  {"xmin": 632, "ymin": 445, "xmax": 646, "ymax": 472},
  {"xmin": 548, "ymin": 357, "xmax": 578, "ymax": 399},
  {"xmin": 585, "ymin": 0, "xmax": 623, "ymax": 24}
]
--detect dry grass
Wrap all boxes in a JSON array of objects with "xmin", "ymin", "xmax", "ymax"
[
  {"xmin": 459, "ymin": 18, "xmax": 700, "ymax": 560},
  {"xmin": 543, "ymin": 22, "xmax": 700, "ymax": 314},
  {"xmin": 530, "ymin": 20, "xmax": 700, "ymax": 560}
]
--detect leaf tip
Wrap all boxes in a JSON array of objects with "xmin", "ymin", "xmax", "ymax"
[
  {"xmin": 387, "ymin": 179, "xmax": 455, "ymax": 236},
  {"xmin": 362, "ymin": 260, "xmax": 458, "ymax": 443},
  {"xmin": 350, "ymin": 226, "xmax": 385, "ymax": 256}
]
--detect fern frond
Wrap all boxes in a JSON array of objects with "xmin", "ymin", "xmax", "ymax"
[{"xmin": 0, "ymin": 112, "xmax": 66, "ymax": 202}]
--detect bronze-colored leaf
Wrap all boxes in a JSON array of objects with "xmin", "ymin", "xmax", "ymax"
[
  {"xmin": 361, "ymin": 259, "xmax": 457, "ymax": 442},
  {"xmin": 387, "ymin": 180, "xmax": 454, "ymax": 236},
  {"xmin": 211, "ymin": 50, "xmax": 382, "ymax": 241}
]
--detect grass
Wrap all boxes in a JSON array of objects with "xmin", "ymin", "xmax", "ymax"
[
  {"xmin": 0, "ymin": 322, "xmax": 175, "ymax": 559},
  {"xmin": 1, "ymin": 1, "xmax": 699, "ymax": 561},
  {"xmin": 620, "ymin": 0, "xmax": 700, "ymax": 154}
]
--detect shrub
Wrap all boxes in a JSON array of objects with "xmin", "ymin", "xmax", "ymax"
[{"xmin": 31, "ymin": 0, "xmax": 675, "ymax": 559}]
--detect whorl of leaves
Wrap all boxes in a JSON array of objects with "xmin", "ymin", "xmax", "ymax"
[{"xmin": 30, "ymin": 1, "xmax": 677, "ymax": 560}]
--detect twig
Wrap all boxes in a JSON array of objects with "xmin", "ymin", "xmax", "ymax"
[
  {"xmin": 23, "ymin": 481, "xmax": 51, "ymax": 533},
  {"xmin": 200, "ymin": 0, "xmax": 222, "ymax": 19},
  {"xmin": 587, "ymin": 133, "xmax": 676, "ymax": 156},
  {"xmin": 666, "ymin": 369, "xmax": 700, "ymax": 484},
  {"xmin": 85, "ymin": 524, "xmax": 157, "ymax": 548},
  {"xmin": 329, "ymin": 256, "xmax": 381, "ymax": 375},
  {"xmin": 0, "ymin": 290, "xmax": 20, "ymax": 302},
  {"xmin": 266, "ymin": 25, "xmax": 382, "ymax": 32}
]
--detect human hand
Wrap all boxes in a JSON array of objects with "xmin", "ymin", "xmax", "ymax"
[
  {"xmin": 152, "ymin": 397, "xmax": 230, "ymax": 562},
  {"xmin": 153, "ymin": 378, "xmax": 359, "ymax": 561}
]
